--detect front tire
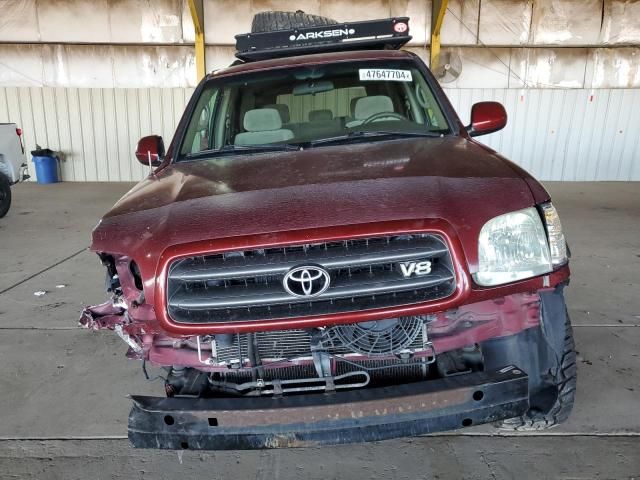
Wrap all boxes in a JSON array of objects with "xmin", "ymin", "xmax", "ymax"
[
  {"xmin": 0, "ymin": 172, "xmax": 11, "ymax": 218},
  {"xmin": 250, "ymin": 11, "xmax": 337, "ymax": 33},
  {"xmin": 500, "ymin": 315, "xmax": 577, "ymax": 430},
  {"xmin": 481, "ymin": 290, "xmax": 577, "ymax": 431}
]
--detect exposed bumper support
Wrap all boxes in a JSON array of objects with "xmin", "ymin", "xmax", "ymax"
[{"xmin": 128, "ymin": 366, "xmax": 528, "ymax": 450}]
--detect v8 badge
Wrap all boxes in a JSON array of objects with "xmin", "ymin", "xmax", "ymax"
[{"xmin": 399, "ymin": 260, "xmax": 432, "ymax": 278}]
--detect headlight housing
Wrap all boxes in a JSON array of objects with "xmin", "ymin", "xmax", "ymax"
[{"xmin": 474, "ymin": 207, "xmax": 552, "ymax": 286}]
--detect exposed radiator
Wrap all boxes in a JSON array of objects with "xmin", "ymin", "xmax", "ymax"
[{"xmin": 210, "ymin": 317, "xmax": 431, "ymax": 366}]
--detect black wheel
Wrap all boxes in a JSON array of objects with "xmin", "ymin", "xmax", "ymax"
[
  {"xmin": 251, "ymin": 10, "xmax": 337, "ymax": 33},
  {"xmin": 500, "ymin": 314, "xmax": 577, "ymax": 430},
  {"xmin": 480, "ymin": 290, "xmax": 577, "ymax": 431},
  {"xmin": 0, "ymin": 172, "xmax": 11, "ymax": 218}
]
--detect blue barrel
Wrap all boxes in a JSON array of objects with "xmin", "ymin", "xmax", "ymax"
[{"xmin": 32, "ymin": 155, "xmax": 59, "ymax": 184}]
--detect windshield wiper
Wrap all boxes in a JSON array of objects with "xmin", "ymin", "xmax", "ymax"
[
  {"xmin": 221, "ymin": 143, "xmax": 301, "ymax": 152},
  {"xmin": 308, "ymin": 130, "xmax": 445, "ymax": 147},
  {"xmin": 187, "ymin": 143, "xmax": 300, "ymax": 159}
]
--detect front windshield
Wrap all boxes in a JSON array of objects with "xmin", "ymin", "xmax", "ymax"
[{"xmin": 179, "ymin": 59, "xmax": 450, "ymax": 158}]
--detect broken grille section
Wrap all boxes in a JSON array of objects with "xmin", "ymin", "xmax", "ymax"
[{"xmin": 167, "ymin": 233, "xmax": 455, "ymax": 324}]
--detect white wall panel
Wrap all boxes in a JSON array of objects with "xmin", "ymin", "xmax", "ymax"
[
  {"xmin": 439, "ymin": 47, "xmax": 513, "ymax": 88},
  {"xmin": 602, "ymin": 0, "xmax": 640, "ymax": 44},
  {"xmin": 444, "ymin": 87, "xmax": 640, "ymax": 181},
  {"xmin": 588, "ymin": 48, "xmax": 640, "ymax": 89},
  {"xmin": 479, "ymin": 0, "xmax": 533, "ymax": 45},
  {"xmin": 0, "ymin": 44, "xmax": 196, "ymax": 88},
  {"xmin": 0, "ymin": 86, "xmax": 194, "ymax": 182},
  {"xmin": 0, "ymin": 0, "xmax": 190, "ymax": 44},
  {"xmin": 441, "ymin": 0, "xmax": 480, "ymax": 45},
  {"xmin": 7, "ymin": 43, "xmax": 640, "ymax": 90},
  {"xmin": 531, "ymin": 0, "xmax": 603, "ymax": 45}
]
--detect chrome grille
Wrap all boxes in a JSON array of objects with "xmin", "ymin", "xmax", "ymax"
[{"xmin": 167, "ymin": 233, "xmax": 455, "ymax": 324}]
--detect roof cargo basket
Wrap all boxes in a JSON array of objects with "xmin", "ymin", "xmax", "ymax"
[{"xmin": 235, "ymin": 17, "xmax": 412, "ymax": 62}]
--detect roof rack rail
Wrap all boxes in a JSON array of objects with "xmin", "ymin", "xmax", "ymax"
[{"xmin": 235, "ymin": 17, "xmax": 411, "ymax": 62}]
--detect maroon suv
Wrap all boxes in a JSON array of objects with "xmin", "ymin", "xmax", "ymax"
[{"xmin": 82, "ymin": 14, "xmax": 576, "ymax": 450}]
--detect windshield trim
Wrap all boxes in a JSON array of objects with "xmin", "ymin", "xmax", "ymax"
[{"xmin": 175, "ymin": 56, "xmax": 458, "ymax": 163}]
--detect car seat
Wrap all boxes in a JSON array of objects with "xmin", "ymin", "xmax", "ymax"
[
  {"xmin": 346, "ymin": 96, "xmax": 395, "ymax": 128},
  {"xmin": 234, "ymin": 108, "xmax": 294, "ymax": 145}
]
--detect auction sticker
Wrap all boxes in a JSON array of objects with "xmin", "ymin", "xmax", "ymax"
[{"xmin": 359, "ymin": 69, "xmax": 413, "ymax": 82}]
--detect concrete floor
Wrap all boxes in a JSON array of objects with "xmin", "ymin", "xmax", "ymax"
[{"xmin": 0, "ymin": 181, "xmax": 639, "ymax": 479}]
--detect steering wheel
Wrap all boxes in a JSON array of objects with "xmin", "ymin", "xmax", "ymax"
[{"xmin": 361, "ymin": 111, "xmax": 406, "ymax": 125}]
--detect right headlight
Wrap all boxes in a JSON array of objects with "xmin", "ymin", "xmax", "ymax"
[{"xmin": 474, "ymin": 207, "xmax": 552, "ymax": 286}]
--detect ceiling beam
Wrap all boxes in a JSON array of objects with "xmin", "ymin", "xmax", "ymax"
[
  {"xmin": 188, "ymin": 0, "xmax": 205, "ymax": 80},
  {"xmin": 431, "ymin": 0, "xmax": 449, "ymax": 72}
]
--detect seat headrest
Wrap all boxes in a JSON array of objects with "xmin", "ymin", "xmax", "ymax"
[
  {"xmin": 243, "ymin": 108, "xmax": 282, "ymax": 132},
  {"xmin": 264, "ymin": 103, "xmax": 290, "ymax": 123},
  {"xmin": 308, "ymin": 109, "xmax": 333, "ymax": 122},
  {"xmin": 354, "ymin": 96, "xmax": 394, "ymax": 120},
  {"xmin": 350, "ymin": 96, "xmax": 365, "ymax": 116}
]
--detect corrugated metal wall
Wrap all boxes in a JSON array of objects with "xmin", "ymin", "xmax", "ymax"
[
  {"xmin": 0, "ymin": 87, "xmax": 193, "ymax": 182},
  {"xmin": 2, "ymin": 86, "xmax": 639, "ymax": 182},
  {"xmin": 444, "ymin": 88, "xmax": 640, "ymax": 181}
]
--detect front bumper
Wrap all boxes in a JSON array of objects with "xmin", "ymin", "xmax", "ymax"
[{"xmin": 128, "ymin": 366, "xmax": 528, "ymax": 450}]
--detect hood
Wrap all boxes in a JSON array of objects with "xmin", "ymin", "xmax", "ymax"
[{"xmin": 92, "ymin": 136, "xmax": 540, "ymax": 278}]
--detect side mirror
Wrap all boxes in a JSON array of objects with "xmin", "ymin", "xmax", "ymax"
[
  {"xmin": 135, "ymin": 135, "xmax": 165, "ymax": 166},
  {"xmin": 466, "ymin": 102, "xmax": 507, "ymax": 137}
]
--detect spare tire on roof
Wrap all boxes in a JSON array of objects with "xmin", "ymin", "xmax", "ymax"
[{"xmin": 251, "ymin": 10, "xmax": 338, "ymax": 33}]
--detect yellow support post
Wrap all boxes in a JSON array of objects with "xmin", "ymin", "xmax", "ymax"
[
  {"xmin": 188, "ymin": 0, "xmax": 206, "ymax": 80},
  {"xmin": 430, "ymin": 0, "xmax": 448, "ymax": 72}
]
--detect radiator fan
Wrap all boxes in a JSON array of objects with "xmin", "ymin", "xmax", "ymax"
[
  {"xmin": 326, "ymin": 317, "xmax": 423, "ymax": 356},
  {"xmin": 434, "ymin": 51, "xmax": 462, "ymax": 84}
]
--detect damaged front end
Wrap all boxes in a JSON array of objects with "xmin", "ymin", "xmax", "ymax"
[
  {"xmin": 81, "ymin": 252, "xmax": 544, "ymax": 449},
  {"xmin": 80, "ymin": 300, "xmax": 144, "ymax": 357},
  {"xmin": 79, "ymin": 253, "xmax": 154, "ymax": 360}
]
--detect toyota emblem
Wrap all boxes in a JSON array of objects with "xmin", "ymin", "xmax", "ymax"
[{"xmin": 283, "ymin": 265, "xmax": 331, "ymax": 298}]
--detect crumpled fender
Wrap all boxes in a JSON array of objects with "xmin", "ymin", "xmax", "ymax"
[{"xmin": 79, "ymin": 300, "xmax": 126, "ymax": 330}]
